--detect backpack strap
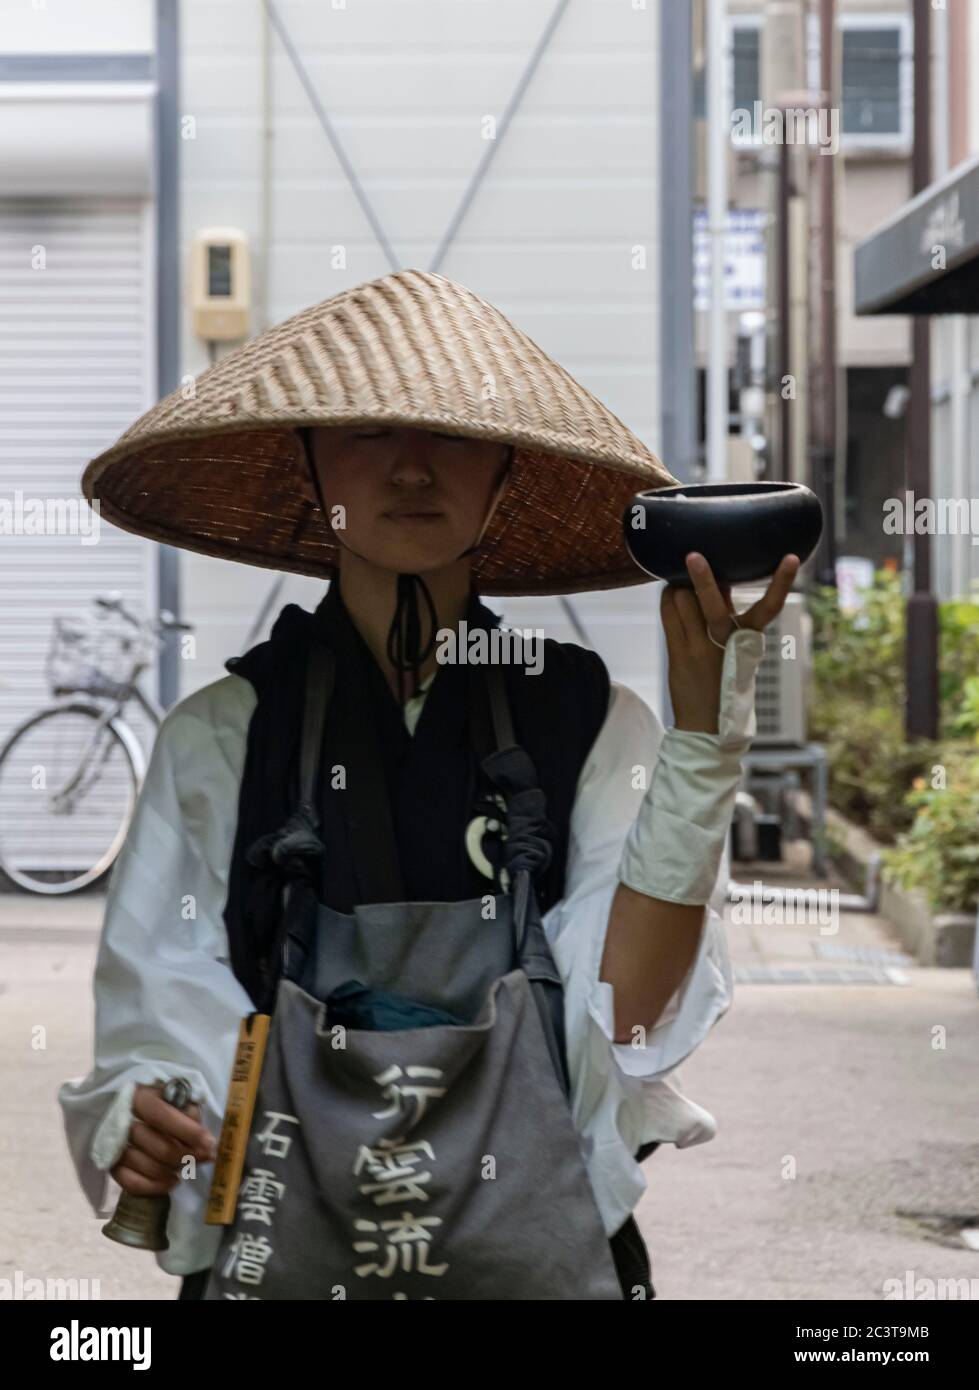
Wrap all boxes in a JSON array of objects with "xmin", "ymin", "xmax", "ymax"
[
  {"xmin": 298, "ymin": 639, "xmax": 335, "ymax": 811},
  {"xmin": 299, "ymin": 634, "xmax": 406, "ymax": 903},
  {"xmin": 485, "ymin": 659, "xmax": 517, "ymax": 750},
  {"xmin": 472, "ymin": 664, "xmax": 571, "ymax": 1097}
]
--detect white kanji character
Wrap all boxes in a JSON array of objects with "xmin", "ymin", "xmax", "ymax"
[
  {"xmin": 255, "ymin": 1110, "xmax": 300, "ymax": 1159},
  {"xmin": 371, "ymin": 1064, "xmax": 446, "ymax": 1125},
  {"xmin": 238, "ymin": 1167, "xmax": 286, "ymax": 1224},
  {"xmin": 353, "ymin": 1139, "xmax": 436, "ymax": 1206},
  {"xmin": 222, "ymin": 1231, "xmax": 274, "ymax": 1286},
  {"xmin": 352, "ymin": 1212, "xmax": 448, "ymax": 1278}
]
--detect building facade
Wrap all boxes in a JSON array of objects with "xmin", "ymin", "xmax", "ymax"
[
  {"xmin": 0, "ymin": 0, "xmax": 159, "ymax": 747},
  {"xmin": 854, "ymin": 0, "xmax": 979, "ymax": 600},
  {"xmin": 701, "ymin": 0, "xmax": 915, "ymax": 573}
]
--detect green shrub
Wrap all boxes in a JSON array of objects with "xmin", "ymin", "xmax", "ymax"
[
  {"xmin": 810, "ymin": 572, "xmax": 979, "ymax": 738},
  {"xmin": 808, "ymin": 571, "xmax": 923, "ymax": 842},
  {"xmin": 809, "ymin": 569, "xmax": 905, "ymax": 720},
  {"xmin": 809, "ymin": 572, "xmax": 979, "ymax": 913},
  {"xmin": 810, "ymin": 692, "xmax": 936, "ymax": 844},
  {"xmin": 881, "ymin": 746, "xmax": 979, "ymax": 912},
  {"xmin": 938, "ymin": 593, "xmax": 979, "ymax": 738}
]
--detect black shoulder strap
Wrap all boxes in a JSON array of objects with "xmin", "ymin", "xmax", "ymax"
[
  {"xmin": 478, "ymin": 663, "xmax": 570, "ymax": 1097},
  {"xmin": 298, "ymin": 639, "xmax": 335, "ymax": 810},
  {"xmin": 297, "ymin": 635, "xmax": 405, "ymax": 903},
  {"xmin": 485, "ymin": 661, "xmax": 516, "ymax": 750},
  {"xmin": 465, "ymin": 660, "xmax": 518, "ymax": 767}
]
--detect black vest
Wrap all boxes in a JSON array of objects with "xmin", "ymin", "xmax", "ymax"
[{"xmin": 221, "ymin": 581, "xmax": 610, "ymax": 1009}]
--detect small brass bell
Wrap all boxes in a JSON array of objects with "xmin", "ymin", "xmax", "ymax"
[{"xmin": 102, "ymin": 1078, "xmax": 195, "ymax": 1252}]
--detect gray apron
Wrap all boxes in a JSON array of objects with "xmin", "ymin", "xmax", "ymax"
[{"xmin": 204, "ymin": 641, "xmax": 624, "ymax": 1301}]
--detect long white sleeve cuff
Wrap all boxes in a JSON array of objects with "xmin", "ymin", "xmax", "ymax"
[
  {"xmin": 90, "ymin": 1081, "xmax": 137, "ymax": 1174},
  {"xmin": 617, "ymin": 627, "xmax": 764, "ymax": 906}
]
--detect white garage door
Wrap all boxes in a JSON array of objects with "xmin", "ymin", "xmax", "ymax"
[
  {"xmin": 0, "ymin": 197, "xmax": 156, "ymax": 729},
  {"xmin": 0, "ymin": 197, "xmax": 157, "ymax": 875}
]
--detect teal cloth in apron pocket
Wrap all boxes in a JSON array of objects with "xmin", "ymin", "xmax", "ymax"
[{"xmin": 323, "ymin": 980, "xmax": 468, "ymax": 1031}]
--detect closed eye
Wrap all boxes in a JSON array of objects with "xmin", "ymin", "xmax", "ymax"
[{"xmin": 348, "ymin": 427, "xmax": 470, "ymax": 443}]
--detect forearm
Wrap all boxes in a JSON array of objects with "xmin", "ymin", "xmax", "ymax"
[{"xmin": 600, "ymin": 884, "xmax": 706, "ymax": 1041}]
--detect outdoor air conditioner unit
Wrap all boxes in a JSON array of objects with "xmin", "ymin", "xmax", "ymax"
[{"xmin": 730, "ymin": 587, "xmax": 810, "ymax": 746}]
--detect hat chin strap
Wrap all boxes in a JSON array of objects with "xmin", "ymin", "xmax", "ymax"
[{"xmin": 297, "ymin": 428, "xmax": 512, "ymax": 708}]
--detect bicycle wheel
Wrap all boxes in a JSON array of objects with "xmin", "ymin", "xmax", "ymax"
[{"xmin": 0, "ymin": 704, "xmax": 140, "ymax": 895}]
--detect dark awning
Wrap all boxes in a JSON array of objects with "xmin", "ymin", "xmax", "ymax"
[{"xmin": 854, "ymin": 153, "xmax": 979, "ymax": 314}]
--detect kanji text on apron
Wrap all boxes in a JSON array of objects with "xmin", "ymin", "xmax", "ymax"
[{"xmin": 203, "ymin": 636, "xmax": 626, "ymax": 1301}]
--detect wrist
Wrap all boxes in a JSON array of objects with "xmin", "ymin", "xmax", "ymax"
[
  {"xmin": 670, "ymin": 627, "xmax": 765, "ymax": 746},
  {"xmin": 673, "ymin": 717, "xmax": 719, "ymax": 736}
]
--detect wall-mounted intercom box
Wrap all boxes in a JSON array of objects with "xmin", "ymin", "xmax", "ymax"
[{"xmin": 190, "ymin": 227, "xmax": 250, "ymax": 341}]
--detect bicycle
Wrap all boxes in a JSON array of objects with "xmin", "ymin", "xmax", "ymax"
[{"xmin": 0, "ymin": 593, "xmax": 193, "ymax": 896}]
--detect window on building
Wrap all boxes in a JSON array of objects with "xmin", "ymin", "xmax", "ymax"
[
  {"xmin": 722, "ymin": 20, "xmax": 762, "ymax": 143},
  {"xmin": 732, "ymin": 23, "xmax": 761, "ymax": 116},
  {"xmin": 711, "ymin": 13, "xmax": 911, "ymax": 149},
  {"xmin": 840, "ymin": 21, "xmax": 908, "ymax": 144},
  {"xmin": 694, "ymin": 19, "xmax": 760, "ymax": 126}
]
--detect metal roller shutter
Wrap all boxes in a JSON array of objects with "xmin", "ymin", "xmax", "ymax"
[{"xmin": 0, "ymin": 196, "xmax": 157, "ymax": 803}]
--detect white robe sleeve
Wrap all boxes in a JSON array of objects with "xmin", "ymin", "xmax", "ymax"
[
  {"xmin": 541, "ymin": 679, "xmax": 733, "ymax": 1155},
  {"xmin": 57, "ymin": 675, "xmax": 257, "ymax": 1276}
]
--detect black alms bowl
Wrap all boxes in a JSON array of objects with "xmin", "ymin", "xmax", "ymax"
[{"xmin": 622, "ymin": 481, "xmax": 823, "ymax": 589}]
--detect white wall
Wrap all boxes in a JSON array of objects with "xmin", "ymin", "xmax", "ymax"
[
  {"xmin": 177, "ymin": 0, "xmax": 665, "ymax": 713},
  {"xmin": 0, "ymin": 0, "xmax": 154, "ymax": 52}
]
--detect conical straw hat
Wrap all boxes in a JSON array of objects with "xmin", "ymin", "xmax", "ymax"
[{"xmin": 81, "ymin": 268, "xmax": 677, "ymax": 596}]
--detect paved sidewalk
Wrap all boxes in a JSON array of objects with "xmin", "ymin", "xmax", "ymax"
[
  {"xmin": 0, "ymin": 887, "xmax": 103, "ymax": 940},
  {"xmin": 1, "ymin": 890, "xmax": 176, "ymax": 1299},
  {"xmin": 2, "ymin": 869, "xmax": 977, "ymax": 1302},
  {"xmin": 634, "ymin": 855, "xmax": 979, "ymax": 1301}
]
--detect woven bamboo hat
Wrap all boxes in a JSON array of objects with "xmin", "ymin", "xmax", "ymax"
[{"xmin": 81, "ymin": 268, "xmax": 677, "ymax": 596}]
